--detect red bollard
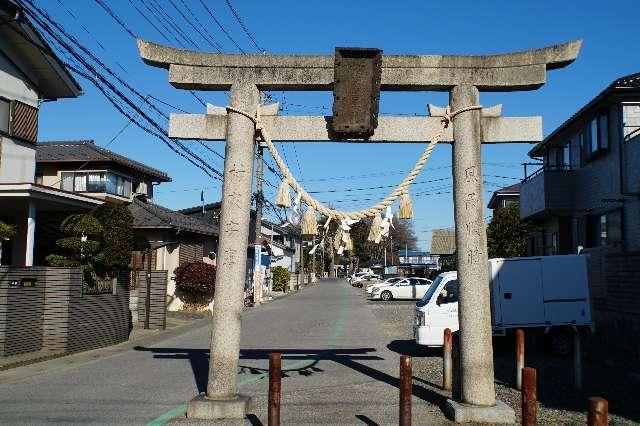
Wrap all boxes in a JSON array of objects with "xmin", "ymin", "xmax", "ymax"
[
  {"xmin": 521, "ymin": 367, "xmax": 537, "ymax": 426},
  {"xmin": 399, "ymin": 355, "xmax": 412, "ymax": 426},
  {"xmin": 587, "ymin": 397, "xmax": 608, "ymax": 426},
  {"xmin": 516, "ymin": 328, "xmax": 525, "ymax": 390},
  {"xmin": 443, "ymin": 328, "xmax": 453, "ymax": 391},
  {"xmin": 268, "ymin": 353, "xmax": 281, "ymax": 426}
]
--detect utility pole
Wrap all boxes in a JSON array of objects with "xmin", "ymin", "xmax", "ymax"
[
  {"xmin": 253, "ymin": 142, "xmax": 265, "ymax": 306},
  {"xmin": 311, "ymin": 235, "xmax": 316, "ymax": 283}
]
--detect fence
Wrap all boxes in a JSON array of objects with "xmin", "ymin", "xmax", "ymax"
[
  {"xmin": 0, "ymin": 267, "xmax": 131, "ymax": 357},
  {"xmin": 136, "ymin": 270, "xmax": 168, "ymax": 330}
]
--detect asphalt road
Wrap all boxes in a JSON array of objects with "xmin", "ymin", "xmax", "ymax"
[{"xmin": 0, "ymin": 279, "xmax": 444, "ymax": 425}]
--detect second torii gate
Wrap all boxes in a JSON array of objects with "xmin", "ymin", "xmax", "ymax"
[{"xmin": 138, "ymin": 39, "xmax": 580, "ymax": 422}]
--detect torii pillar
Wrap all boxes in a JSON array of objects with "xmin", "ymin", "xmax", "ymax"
[{"xmin": 139, "ymin": 39, "xmax": 581, "ymax": 422}]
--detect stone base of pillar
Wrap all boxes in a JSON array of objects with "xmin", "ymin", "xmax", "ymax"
[
  {"xmin": 445, "ymin": 399, "xmax": 515, "ymax": 424},
  {"xmin": 186, "ymin": 394, "xmax": 252, "ymax": 420}
]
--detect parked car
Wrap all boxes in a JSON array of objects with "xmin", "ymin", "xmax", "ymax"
[
  {"xmin": 348, "ymin": 272, "xmax": 370, "ymax": 284},
  {"xmin": 413, "ymin": 255, "xmax": 593, "ymax": 355},
  {"xmin": 352, "ymin": 274, "xmax": 380, "ymax": 287},
  {"xmin": 366, "ymin": 277, "xmax": 402, "ymax": 295},
  {"xmin": 370, "ymin": 277, "xmax": 433, "ymax": 300}
]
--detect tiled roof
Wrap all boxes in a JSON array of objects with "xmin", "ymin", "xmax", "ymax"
[
  {"xmin": 36, "ymin": 140, "xmax": 171, "ymax": 182},
  {"xmin": 530, "ymin": 71, "xmax": 640, "ymax": 157},
  {"xmin": 430, "ymin": 228, "xmax": 456, "ymax": 255},
  {"xmin": 129, "ymin": 198, "xmax": 217, "ymax": 236},
  {"xmin": 487, "ymin": 183, "xmax": 521, "ymax": 209}
]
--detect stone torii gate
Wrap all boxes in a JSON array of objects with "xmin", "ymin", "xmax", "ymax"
[{"xmin": 138, "ymin": 39, "xmax": 580, "ymax": 422}]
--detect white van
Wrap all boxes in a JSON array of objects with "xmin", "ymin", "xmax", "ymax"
[{"xmin": 414, "ymin": 255, "xmax": 593, "ymax": 355}]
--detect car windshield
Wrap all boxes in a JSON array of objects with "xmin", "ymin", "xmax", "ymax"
[
  {"xmin": 385, "ymin": 278, "xmax": 401, "ymax": 285},
  {"xmin": 416, "ymin": 275, "xmax": 444, "ymax": 307}
]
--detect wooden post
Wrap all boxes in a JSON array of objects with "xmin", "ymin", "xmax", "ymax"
[
  {"xmin": 587, "ymin": 397, "xmax": 608, "ymax": 426},
  {"xmin": 443, "ymin": 328, "xmax": 453, "ymax": 391},
  {"xmin": 521, "ymin": 367, "xmax": 537, "ymax": 426},
  {"xmin": 399, "ymin": 355, "xmax": 412, "ymax": 426},
  {"xmin": 516, "ymin": 329, "xmax": 525, "ymax": 390},
  {"xmin": 144, "ymin": 248, "xmax": 152, "ymax": 330},
  {"xmin": 269, "ymin": 353, "xmax": 281, "ymax": 426}
]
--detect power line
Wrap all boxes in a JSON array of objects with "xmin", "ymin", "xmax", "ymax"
[
  {"xmin": 224, "ymin": 0, "xmax": 264, "ymax": 53},
  {"xmin": 196, "ymin": 0, "xmax": 246, "ymax": 53}
]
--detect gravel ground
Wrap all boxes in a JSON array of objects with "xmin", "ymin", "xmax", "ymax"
[{"xmin": 364, "ymin": 290, "xmax": 640, "ymax": 425}]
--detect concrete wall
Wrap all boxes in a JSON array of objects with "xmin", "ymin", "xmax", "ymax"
[
  {"xmin": 0, "ymin": 267, "xmax": 131, "ymax": 357},
  {"xmin": 584, "ymin": 248, "xmax": 640, "ymax": 363},
  {"xmin": 0, "ymin": 137, "xmax": 36, "ymax": 183}
]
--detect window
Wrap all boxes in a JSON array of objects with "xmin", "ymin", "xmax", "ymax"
[
  {"xmin": 441, "ymin": 280, "xmax": 459, "ymax": 304},
  {"xmin": 59, "ymin": 171, "xmax": 130, "ymax": 196},
  {"xmin": 0, "ymin": 98, "xmax": 9, "ymax": 133},
  {"xmin": 563, "ymin": 143, "xmax": 571, "ymax": 168},
  {"xmin": 584, "ymin": 112, "xmax": 610, "ymax": 161},
  {"xmin": 87, "ymin": 172, "xmax": 105, "ymax": 192},
  {"xmin": 622, "ymin": 103, "xmax": 640, "ymax": 141},
  {"xmin": 586, "ymin": 210, "xmax": 622, "ymax": 247},
  {"xmin": 61, "ymin": 172, "xmax": 74, "ymax": 191}
]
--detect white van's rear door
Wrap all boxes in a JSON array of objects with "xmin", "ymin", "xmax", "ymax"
[
  {"xmin": 493, "ymin": 258, "xmax": 545, "ymax": 327},
  {"xmin": 541, "ymin": 255, "xmax": 591, "ymax": 324}
]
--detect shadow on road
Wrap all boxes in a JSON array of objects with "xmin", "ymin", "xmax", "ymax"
[{"xmin": 133, "ymin": 345, "xmax": 448, "ymax": 412}]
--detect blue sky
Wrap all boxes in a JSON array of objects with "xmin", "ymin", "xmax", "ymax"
[{"xmin": 36, "ymin": 0, "xmax": 640, "ymax": 250}]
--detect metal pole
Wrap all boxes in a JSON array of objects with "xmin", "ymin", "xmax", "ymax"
[
  {"xmin": 399, "ymin": 355, "xmax": 412, "ymax": 426},
  {"xmin": 574, "ymin": 330, "xmax": 583, "ymax": 392},
  {"xmin": 206, "ymin": 82, "xmax": 259, "ymax": 400},
  {"xmin": 450, "ymin": 85, "xmax": 496, "ymax": 406},
  {"xmin": 253, "ymin": 144, "xmax": 264, "ymax": 306},
  {"xmin": 443, "ymin": 328, "xmax": 453, "ymax": 391},
  {"xmin": 516, "ymin": 329, "xmax": 525, "ymax": 390},
  {"xmin": 588, "ymin": 397, "xmax": 608, "ymax": 426},
  {"xmin": 144, "ymin": 247, "xmax": 152, "ymax": 330},
  {"xmin": 268, "ymin": 352, "xmax": 281, "ymax": 426},
  {"xmin": 521, "ymin": 367, "xmax": 537, "ymax": 426}
]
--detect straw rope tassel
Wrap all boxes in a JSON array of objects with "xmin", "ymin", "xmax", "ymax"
[
  {"xmin": 275, "ymin": 179, "xmax": 291, "ymax": 208},
  {"xmin": 398, "ymin": 191, "xmax": 414, "ymax": 220},
  {"xmin": 334, "ymin": 228, "xmax": 343, "ymax": 251},
  {"xmin": 301, "ymin": 205, "xmax": 318, "ymax": 236},
  {"xmin": 367, "ymin": 212, "xmax": 383, "ymax": 242}
]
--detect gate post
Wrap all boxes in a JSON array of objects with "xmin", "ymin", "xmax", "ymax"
[
  {"xmin": 187, "ymin": 82, "xmax": 258, "ymax": 419},
  {"xmin": 445, "ymin": 85, "xmax": 514, "ymax": 423}
]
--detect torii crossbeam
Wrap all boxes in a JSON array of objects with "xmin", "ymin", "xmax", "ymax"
[{"xmin": 138, "ymin": 39, "xmax": 580, "ymax": 422}]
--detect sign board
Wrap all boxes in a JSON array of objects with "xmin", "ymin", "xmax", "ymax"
[{"xmin": 332, "ymin": 47, "xmax": 382, "ymax": 138}]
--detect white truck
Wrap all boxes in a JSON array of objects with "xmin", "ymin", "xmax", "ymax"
[{"xmin": 414, "ymin": 255, "xmax": 593, "ymax": 355}]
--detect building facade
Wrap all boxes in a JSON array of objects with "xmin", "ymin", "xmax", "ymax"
[{"xmin": 520, "ymin": 73, "xmax": 640, "ymax": 255}]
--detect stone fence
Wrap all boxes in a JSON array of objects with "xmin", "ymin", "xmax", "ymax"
[{"xmin": 0, "ymin": 267, "xmax": 131, "ymax": 357}]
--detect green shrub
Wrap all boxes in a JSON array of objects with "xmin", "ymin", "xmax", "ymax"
[
  {"xmin": 0, "ymin": 220, "xmax": 15, "ymax": 240},
  {"xmin": 174, "ymin": 261, "xmax": 216, "ymax": 307},
  {"xmin": 272, "ymin": 266, "xmax": 290, "ymax": 292},
  {"xmin": 92, "ymin": 203, "xmax": 134, "ymax": 269},
  {"xmin": 46, "ymin": 214, "xmax": 103, "ymax": 277}
]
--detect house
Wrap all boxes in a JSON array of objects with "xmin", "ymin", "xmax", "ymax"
[
  {"xmin": 396, "ymin": 249, "xmax": 438, "ymax": 276},
  {"xmin": 487, "ymin": 183, "xmax": 520, "ymax": 215},
  {"xmin": 0, "ymin": 1, "xmax": 102, "ymax": 266},
  {"xmin": 430, "ymin": 228, "xmax": 456, "ymax": 264},
  {"xmin": 35, "ymin": 140, "xmax": 170, "ymax": 203},
  {"xmin": 519, "ymin": 72, "xmax": 640, "ymax": 360},
  {"xmin": 128, "ymin": 198, "xmax": 218, "ymax": 311},
  {"xmin": 32, "ymin": 140, "xmax": 218, "ymax": 311},
  {"xmin": 520, "ymin": 72, "xmax": 640, "ymax": 255},
  {"xmin": 180, "ymin": 202, "xmax": 302, "ymax": 289}
]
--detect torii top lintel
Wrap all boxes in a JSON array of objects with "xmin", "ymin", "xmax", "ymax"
[{"xmin": 137, "ymin": 39, "xmax": 581, "ymax": 92}]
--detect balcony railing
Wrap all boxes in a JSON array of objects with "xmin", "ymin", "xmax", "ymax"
[{"xmin": 520, "ymin": 167, "xmax": 574, "ymax": 219}]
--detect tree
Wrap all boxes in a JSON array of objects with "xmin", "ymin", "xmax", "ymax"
[
  {"xmin": 92, "ymin": 202, "xmax": 134, "ymax": 269},
  {"xmin": 271, "ymin": 266, "xmax": 290, "ymax": 291},
  {"xmin": 46, "ymin": 214, "xmax": 103, "ymax": 275},
  {"xmin": 486, "ymin": 202, "xmax": 528, "ymax": 258},
  {"xmin": 0, "ymin": 220, "xmax": 15, "ymax": 240}
]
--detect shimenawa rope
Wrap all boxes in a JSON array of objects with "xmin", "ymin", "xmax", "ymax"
[{"xmin": 225, "ymin": 104, "xmax": 482, "ymax": 221}]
